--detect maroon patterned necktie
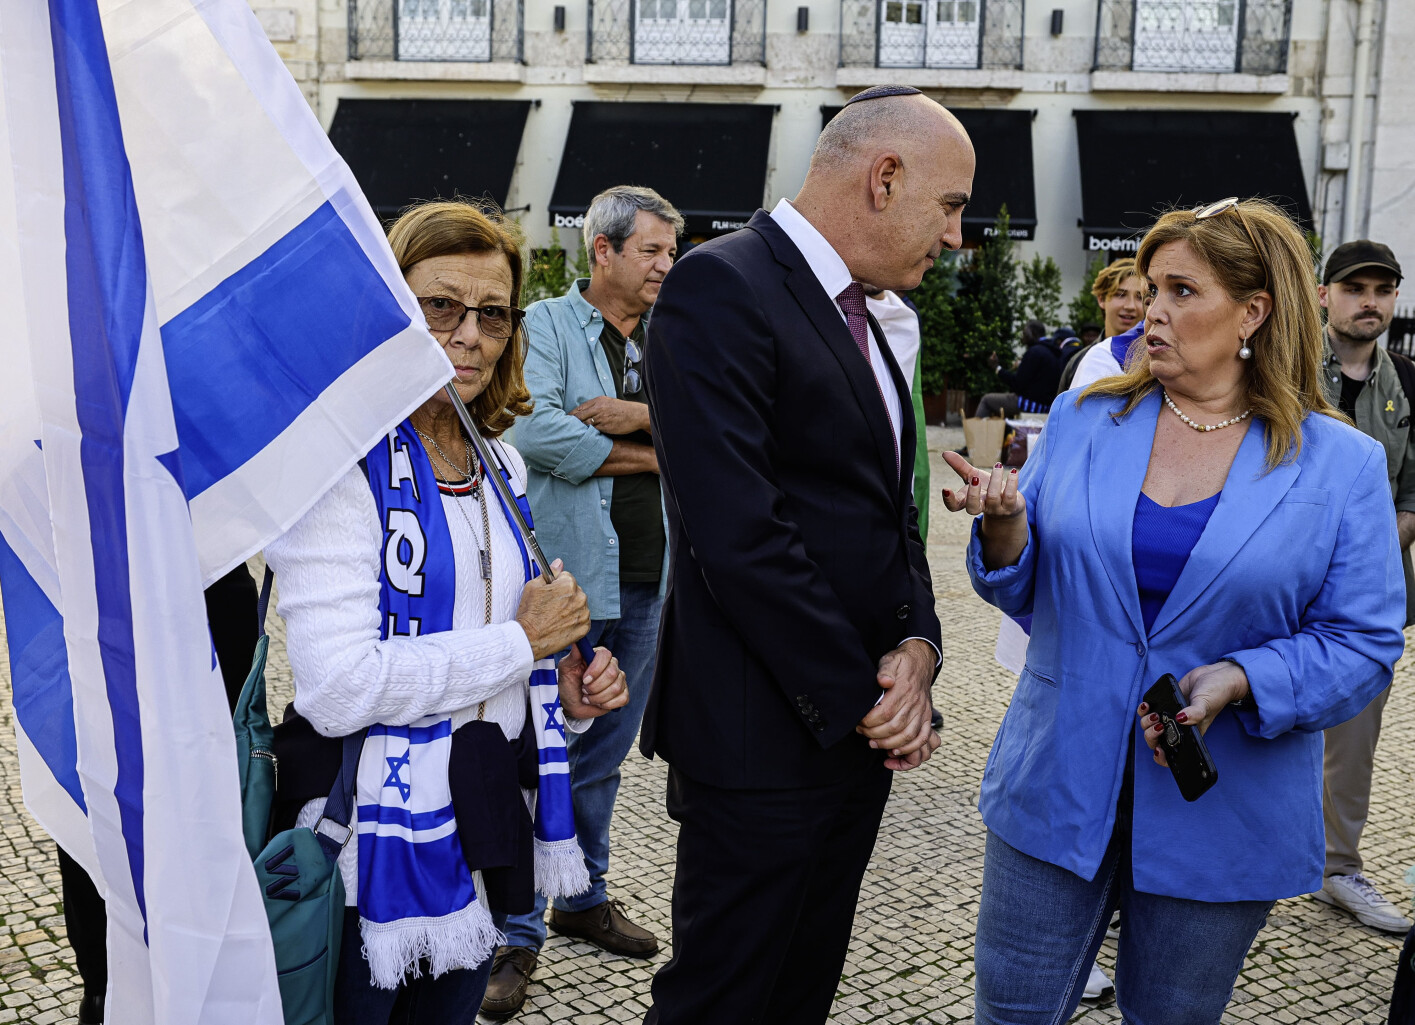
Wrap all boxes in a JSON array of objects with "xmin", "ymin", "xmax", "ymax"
[
  {"xmin": 835, "ymin": 282, "xmax": 899, "ymax": 478},
  {"xmin": 836, "ymin": 282, "xmax": 873, "ymax": 364}
]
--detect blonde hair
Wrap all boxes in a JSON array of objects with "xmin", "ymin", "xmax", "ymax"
[
  {"xmin": 386, "ymin": 200, "xmax": 532, "ymax": 439},
  {"xmin": 1091, "ymin": 257, "xmax": 1138, "ymax": 304},
  {"xmin": 1080, "ymin": 199, "xmax": 1337, "ymax": 470}
]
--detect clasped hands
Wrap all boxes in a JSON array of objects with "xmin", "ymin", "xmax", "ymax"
[
  {"xmin": 855, "ymin": 638, "xmax": 940, "ymax": 772},
  {"xmin": 1137, "ymin": 661, "xmax": 1250, "ymax": 768}
]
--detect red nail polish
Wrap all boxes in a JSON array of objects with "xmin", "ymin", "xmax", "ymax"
[
  {"xmin": 1010, "ymin": 467, "xmax": 1018, "ymax": 474},
  {"xmin": 1175, "ymin": 711, "xmax": 1188, "ymax": 723},
  {"xmin": 995, "ymin": 462, "xmax": 1003, "ymax": 469},
  {"xmin": 971, "ymin": 476, "xmax": 979, "ymax": 486}
]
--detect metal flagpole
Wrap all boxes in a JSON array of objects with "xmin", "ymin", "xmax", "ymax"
[{"xmin": 444, "ymin": 382, "xmax": 597, "ymax": 667}]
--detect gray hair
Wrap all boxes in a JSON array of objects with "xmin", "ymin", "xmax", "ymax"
[{"xmin": 583, "ymin": 185, "xmax": 684, "ymax": 256}]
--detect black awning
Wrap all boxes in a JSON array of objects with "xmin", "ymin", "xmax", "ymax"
[
  {"xmin": 548, "ymin": 102, "xmax": 776, "ymax": 237},
  {"xmin": 1075, "ymin": 110, "xmax": 1313, "ymax": 253},
  {"xmin": 328, "ymin": 99, "xmax": 533, "ymax": 222},
  {"xmin": 820, "ymin": 106, "xmax": 1036, "ymax": 243}
]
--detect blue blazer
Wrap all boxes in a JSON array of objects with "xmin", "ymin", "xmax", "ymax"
[{"xmin": 969, "ymin": 389, "xmax": 1405, "ymax": 902}]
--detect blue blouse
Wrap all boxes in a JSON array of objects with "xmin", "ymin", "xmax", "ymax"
[{"xmin": 1133, "ymin": 492, "xmax": 1221, "ymax": 635}]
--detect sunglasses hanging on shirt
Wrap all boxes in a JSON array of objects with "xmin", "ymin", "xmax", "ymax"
[{"xmin": 623, "ymin": 338, "xmax": 643, "ymax": 396}]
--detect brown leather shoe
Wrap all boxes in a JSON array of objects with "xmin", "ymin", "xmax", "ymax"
[
  {"xmin": 480, "ymin": 945, "xmax": 538, "ymax": 1020},
  {"xmin": 548, "ymin": 898, "xmax": 659, "ymax": 958}
]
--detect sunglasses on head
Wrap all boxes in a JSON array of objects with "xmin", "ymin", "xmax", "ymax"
[{"xmin": 1193, "ymin": 197, "xmax": 1270, "ymax": 293}]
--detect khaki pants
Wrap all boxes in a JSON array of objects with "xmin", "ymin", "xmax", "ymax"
[{"xmin": 1323, "ymin": 684, "xmax": 1391, "ymax": 878}]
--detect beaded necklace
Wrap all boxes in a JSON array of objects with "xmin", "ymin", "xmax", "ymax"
[{"xmin": 1163, "ymin": 391, "xmax": 1251, "ymax": 433}]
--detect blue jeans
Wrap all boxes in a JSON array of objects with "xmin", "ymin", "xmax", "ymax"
[
  {"xmin": 502, "ymin": 581, "xmax": 663, "ymax": 950},
  {"xmin": 974, "ymin": 830, "xmax": 1272, "ymax": 1025},
  {"xmin": 333, "ymin": 909, "xmax": 508, "ymax": 1024}
]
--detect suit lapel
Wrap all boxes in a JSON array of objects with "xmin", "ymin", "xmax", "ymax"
[
  {"xmin": 748, "ymin": 212, "xmax": 902, "ymax": 491},
  {"xmin": 867, "ymin": 311, "xmax": 912, "ymax": 509},
  {"xmin": 1148, "ymin": 418, "xmax": 1300, "ymax": 638},
  {"xmin": 1086, "ymin": 391, "xmax": 1154, "ymax": 641}
]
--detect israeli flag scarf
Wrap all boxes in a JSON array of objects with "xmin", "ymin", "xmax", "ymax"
[{"xmin": 358, "ymin": 422, "xmax": 587, "ymax": 989}]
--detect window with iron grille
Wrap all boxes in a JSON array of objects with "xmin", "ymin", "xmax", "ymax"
[
  {"xmin": 839, "ymin": 0, "xmax": 1023, "ymax": 70},
  {"xmin": 347, "ymin": 0, "xmax": 525, "ymax": 62},
  {"xmin": 587, "ymin": 0, "xmax": 767, "ymax": 65},
  {"xmin": 1093, "ymin": 0, "xmax": 1291, "ymax": 74},
  {"xmin": 637, "ymin": 0, "xmax": 731, "ymax": 63}
]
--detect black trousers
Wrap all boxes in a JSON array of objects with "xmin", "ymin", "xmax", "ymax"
[
  {"xmin": 644, "ymin": 763, "xmax": 892, "ymax": 1025},
  {"xmin": 1390, "ymin": 926, "xmax": 1415, "ymax": 1024},
  {"xmin": 59, "ymin": 564, "xmax": 259, "ymax": 998}
]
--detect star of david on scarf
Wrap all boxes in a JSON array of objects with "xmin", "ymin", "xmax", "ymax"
[
  {"xmin": 383, "ymin": 750, "xmax": 411, "ymax": 803},
  {"xmin": 542, "ymin": 700, "xmax": 566, "ymax": 740}
]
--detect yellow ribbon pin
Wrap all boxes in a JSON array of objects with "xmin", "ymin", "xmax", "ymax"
[{"xmin": 1387, "ymin": 400, "xmax": 1396, "ymax": 413}]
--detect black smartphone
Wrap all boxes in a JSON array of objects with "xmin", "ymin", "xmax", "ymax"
[{"xmin": 1142, "ymin": 674, "xmax": 1219, "ymax": 802}]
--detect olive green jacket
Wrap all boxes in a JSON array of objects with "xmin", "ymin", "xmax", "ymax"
[{"xmin": 1321, "ymin": 342, "xmax": 1415, "ymax": 626}]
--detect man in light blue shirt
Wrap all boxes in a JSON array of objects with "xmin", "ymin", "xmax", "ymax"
[{"xmin": 483, "ymin": 186, "xmax": 680, "ymax": 1020}]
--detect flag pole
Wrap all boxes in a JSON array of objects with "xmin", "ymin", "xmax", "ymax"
[{"xmin": 444, "ymin": 382, "xmax": 598, "ymax": 667}]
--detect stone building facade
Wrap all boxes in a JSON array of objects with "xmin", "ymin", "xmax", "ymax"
[{"xmin": 246, "ymin": 0, "xmax": 1412, "ymax": 300}]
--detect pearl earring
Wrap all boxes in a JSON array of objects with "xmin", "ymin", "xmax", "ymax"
[{"xmin": 1239, "ymin": 335, "xmax": 1253, "ymax": 360}]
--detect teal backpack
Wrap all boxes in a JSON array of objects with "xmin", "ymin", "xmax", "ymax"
[{"xmin": 234, "ymin": 568, "xmax": 362, "ymax": 1024}]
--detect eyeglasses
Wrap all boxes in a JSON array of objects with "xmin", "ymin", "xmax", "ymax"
[
  {"xmin": 416, "ymin": 296, "xmax": 525, "ymax": 340},
  {"xmin": 1194, "ymin": 197, "xmax": 1270, "ymax": 292},
  {"xmin": 622, "ymin": 338, "xmax": 643, "ymax": 395}
]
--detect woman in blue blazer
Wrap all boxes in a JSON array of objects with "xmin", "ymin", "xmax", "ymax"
[{"xmin": 944, "ymin": 198, "xmax": 1406, "ymax": 1024}]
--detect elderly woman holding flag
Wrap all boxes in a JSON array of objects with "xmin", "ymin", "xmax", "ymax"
[{"xmin": 264, "ymin": 200, "xmax": 627, "ymax": 1024}]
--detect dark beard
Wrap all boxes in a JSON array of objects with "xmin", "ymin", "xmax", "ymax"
[{"xmin": 1335, "ymin": 316, "xmax": 1389, "ymax": 343}]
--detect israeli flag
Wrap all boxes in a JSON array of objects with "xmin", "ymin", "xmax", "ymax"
[{"xmin": 0, "ymin": 0, "xmax": 452, "ymax": 1021}]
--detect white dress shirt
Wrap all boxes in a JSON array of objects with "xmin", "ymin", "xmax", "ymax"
[
  {"xmin": 865, "ymin": 289, "xmax": 922, "ymax": 392},
  {"xmin": 769, "ymin": 198, "xmax": 903, "ymax": 462}
]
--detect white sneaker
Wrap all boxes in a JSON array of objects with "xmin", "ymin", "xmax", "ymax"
[
  {"xmin": 1081, "ymin": 962, "xmax": 1114, "ymax": 1000},
  {"xmin": 1105, "ymin": 910, "xmax": 1121, "ymax": 941},
  {"xmin": 1314, "ymin": 873, "xmax": 1413, "ymax": 934}
]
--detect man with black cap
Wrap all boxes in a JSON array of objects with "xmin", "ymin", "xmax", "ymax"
[
  {"xmin": 640, "ymin": 85, "xmax": 960, "ymax": 1023},
  {"xmin": 1315, "ymin": 239, "xmax": 1412, "ymax": 934}
]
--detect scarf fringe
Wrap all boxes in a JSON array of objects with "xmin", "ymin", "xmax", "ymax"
[
  {"xmin": 359, "ymin": 897, "xmax": 503, "ymax": 990},
  {"xmin": 534, "ymin": 836, "xmax": 591, "ymax": 900}
]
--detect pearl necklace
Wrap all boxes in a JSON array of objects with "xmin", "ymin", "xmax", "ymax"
[{"xmin": 1163, "ymin": 391, "xmax": 1251, "ymax": 433}]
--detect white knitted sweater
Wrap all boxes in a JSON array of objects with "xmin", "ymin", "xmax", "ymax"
[{"xmin": 264, "ymin": 439, "xmax": 586, "ymax": 903}]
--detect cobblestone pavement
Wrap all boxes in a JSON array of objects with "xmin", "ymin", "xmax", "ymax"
[{"xmin": 3, "ymin": 425, "xmax": 1415, "ymax": 1023}]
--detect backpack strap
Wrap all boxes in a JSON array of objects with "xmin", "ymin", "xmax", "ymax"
[
  {"xmin": 258, "ymin": 563, "xmax": 363, "ymax": 862},
  {"xmin": 1388, "ymin": 350, "xmax": 1415, "ymax": 437},
  {"xmin": 257, "ymin": 565, "xmax": 274, "ymax": 638},
  {"xmin": 313, "ymin": 732, "xmax": 364, "ymax": 862}
]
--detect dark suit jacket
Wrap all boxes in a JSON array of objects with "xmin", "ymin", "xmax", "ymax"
[{"xmin": 640, "ymin": 210, "xmax": 942, "ymax": 790}]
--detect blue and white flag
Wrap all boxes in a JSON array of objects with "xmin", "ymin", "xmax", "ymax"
[
  {"xmin": 0, "ymin": 0, "xmax": 452, "ymax": 1021},
  {"xmin": 994, "ymin": 614, "xmax": 1031, "ymax": 676}
]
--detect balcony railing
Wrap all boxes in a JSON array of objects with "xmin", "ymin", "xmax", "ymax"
[
  {"xmin": 1093, "ymin": 0, "xmax": 1291, "ymax": 74},
  {"xmin": 839, "ymin": 0, "xmax": 1024, "ymax": 70},
  {"xmin": 348, "ymin": 0, "xmax": 524, "ymax": 62},
  {"xmin": 587, "ymin": 0, "xmax": 767, "ymax": 65}
]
